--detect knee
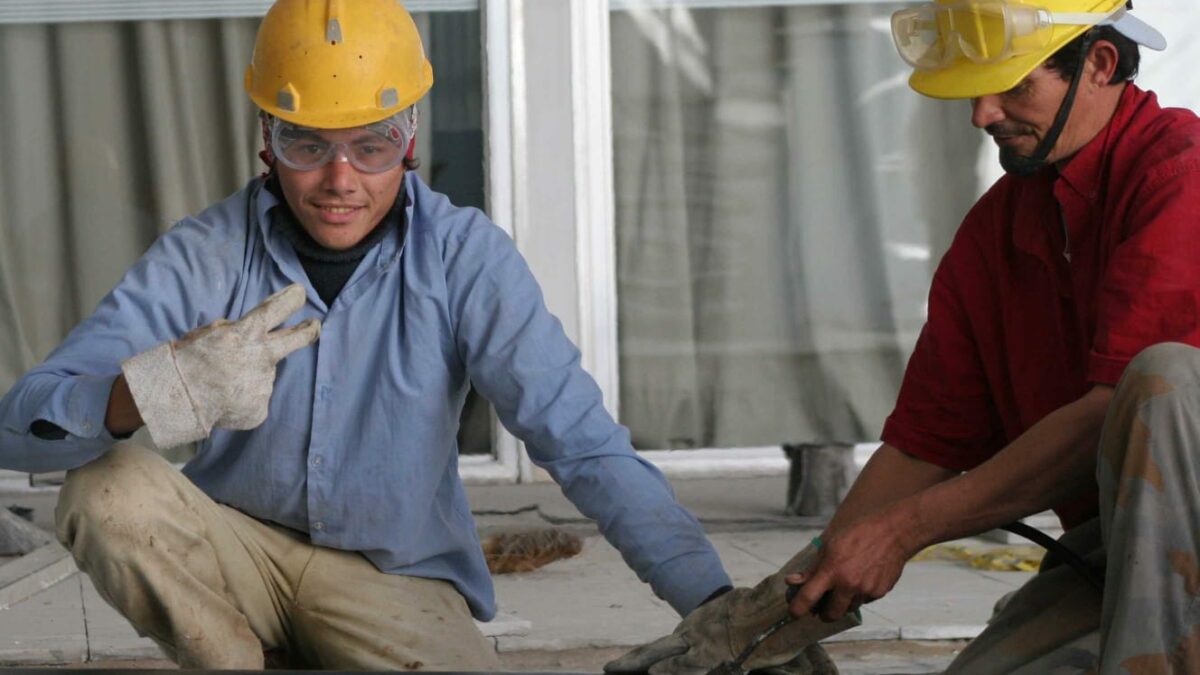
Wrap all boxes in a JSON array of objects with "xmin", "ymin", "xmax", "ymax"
[
  {"xmin": 1111, "ymin": 343, "xmax": 1200, "ymax": 407},
  {"xmin": 1126, "ymin": 343, "xmax": 1200, "ymax": 383},
  {"xmin": 56, "ymin": 444, "xmax": 175, "ymax": 550}
]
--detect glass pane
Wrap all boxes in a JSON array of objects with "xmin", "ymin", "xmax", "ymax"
[
  {"xmin": 421, "ymin": 10, "xmax": 493, "ymax": 455},
  {"xmin": 610, "ymin": 3, "xmax": 982, "ymax": 450},
  {"xmin": 0, "ymin": 11, "xmax": 492, "ymax": 457}
]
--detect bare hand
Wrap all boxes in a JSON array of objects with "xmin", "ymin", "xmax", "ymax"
[{"xmin": 786, "ymin": 514, "xmax": 914, "ymax": 622}]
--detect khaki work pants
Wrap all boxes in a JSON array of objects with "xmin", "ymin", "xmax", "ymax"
[
  {"xmin": 946, "ymin": 343, "xmax": 1200, "ymax": 674},
  {"xmin": 55, "ymin": 444, "xmax": 500, "ymax": 671}
]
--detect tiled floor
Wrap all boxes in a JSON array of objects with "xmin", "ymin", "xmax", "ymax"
[{"xmin": 0, "ymin": 475, "xmax": 1040, "ymax": 673}]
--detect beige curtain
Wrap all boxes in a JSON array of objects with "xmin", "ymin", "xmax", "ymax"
[
  {"xmin": 611, "ymin": 4, "xmax": 982, "ymax": 449},
  {"xmin": 0, "ymin": 18, "xmax": 261, "ymax": 394}
]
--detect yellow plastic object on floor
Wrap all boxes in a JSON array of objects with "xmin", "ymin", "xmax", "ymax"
[{"xmin": 913, "ymin": 542, "xmax": 1045, "ymax": 572}]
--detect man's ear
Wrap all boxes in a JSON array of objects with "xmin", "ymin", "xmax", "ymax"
[{"xmin": 1086, "ymin": 39, "xmax": 1121, "ymax": 87}]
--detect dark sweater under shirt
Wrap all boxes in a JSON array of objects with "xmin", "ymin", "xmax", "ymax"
[{"xmin": 267, "ymin": 175, "xmax": 407, "ymax": 306}]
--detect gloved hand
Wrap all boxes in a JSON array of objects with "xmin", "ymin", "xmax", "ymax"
[
  {"xmin": 122, "ymin": 284, "xmax": 320, "ymax": 449},
  {"xmin": 604, "ymin": 544, "xmax": 858, "ymax": 675}
]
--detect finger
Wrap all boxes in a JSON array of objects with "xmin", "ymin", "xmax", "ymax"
[
  {"xmin": 603, "ymin": 635, "xmax": 689, "ymax": 674},
  {"xmin": 848, "ymin": 596, "xmax": 865, "ymax": 616},
  {"xmin": 789, "ymin": 570, "xmax": 831, "ymax": 617},
  {"xmin": 237, "ymin": 284, "xmax": 307, "ymax": 336},
  {"xmin": 179, "ymin": 318, "xmax": 235, "ymax": 344},
  {"xmin": 265, "ymin": 318, "xmax": 321, "ymax": 362},
  {"xmin": 819, "ymin": 587, "xmax": 856, "ymax": 623}
]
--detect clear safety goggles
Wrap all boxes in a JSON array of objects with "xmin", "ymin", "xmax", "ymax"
[
  {"xmin": 270, "ymin": 107, "xmax": 418, "ymax": 173},
  {"xmin": 891, "ymin": 1, "xmax": 1121, "ymax": 70}
]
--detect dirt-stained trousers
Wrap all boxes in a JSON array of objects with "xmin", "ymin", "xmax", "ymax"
[
  {"xmin": 54, "ymin": 443, "xmax": 501, "ymax": 670},
  {"xmin": 945, "ymin": 342, "xmax": 1200, "ymax": 674}
]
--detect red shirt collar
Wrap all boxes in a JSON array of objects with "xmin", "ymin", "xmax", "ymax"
[
  {"xmin": 1010, "ymin": 84, "xmax": 1152, "ymax": 263},
  {"xmin": 1056, "ymin": 84, "xmax": 1146, "ymax": 204}
]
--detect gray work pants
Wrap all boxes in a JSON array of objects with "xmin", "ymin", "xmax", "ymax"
[{"xmin": 947, "ymin": 343, "xmax": 1200, "ymax": 673}]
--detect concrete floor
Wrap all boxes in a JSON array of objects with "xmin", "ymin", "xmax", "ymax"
[{"xmin": 0, "ymin": 475, "xmax": 1039, "ymax": 673}]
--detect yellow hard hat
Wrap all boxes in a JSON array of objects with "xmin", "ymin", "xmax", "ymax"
[
  {"xmin": 900, "ymin": 0, "xmax": 1162, "ymax": 100},
  {"xmin": 245, "ymin": 0, "xmax": 434, "ymax": 128}
]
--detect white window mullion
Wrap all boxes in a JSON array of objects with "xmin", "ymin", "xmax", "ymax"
[
  {"xmin": 459, "ymin": 0, "xmax": 527, "ymax": 485},
  {"xmin": 571, "ymin": 0, "xmax": 621, "ymax": 420}
]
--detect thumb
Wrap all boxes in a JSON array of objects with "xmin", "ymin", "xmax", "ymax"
[{"xmin": 604, "ymin": 634, "xmax": 689, "ymax": 674}]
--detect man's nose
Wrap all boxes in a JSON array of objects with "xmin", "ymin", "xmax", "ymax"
[
  {"xmin": 971, "ymin": 95, "xmax": 1005, "ymax": 129},
  {"xmin": 321, "ymin": 147, "xmax": 358, "ymax": 192}
]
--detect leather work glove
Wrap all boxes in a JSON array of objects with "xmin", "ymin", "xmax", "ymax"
[
  {"xmin": 604, "ymin": 544, "xmax": 858, "ymax": 675},
  {"xmin": 122, "ymin": 284, "xmax": 320, "ymax": 449}
]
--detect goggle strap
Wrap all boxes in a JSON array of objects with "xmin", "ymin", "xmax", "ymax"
[
  {"xmin": 1031, "ymin": 32, "xmax": 1094, "ymax": 164},
  {"xmin": 1048, "ymin": 10, "xmax": 1120, "ymax": 26}
]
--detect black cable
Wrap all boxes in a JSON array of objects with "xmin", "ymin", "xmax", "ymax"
[{"xmin": 1000, "ymin": 521, "xmax": 1104, "ymax": 593}]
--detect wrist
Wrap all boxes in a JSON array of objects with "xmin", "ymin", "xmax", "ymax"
[
  {"xmin": 105, "ymin": 374, "xmax": 144, "ymax": 436},
  {"xmin": 884, "ymin": 495, "xmax": 935, "ymax": 559},
  {"xmin": 699, "ymin": 584, "xmax": 733, "ymax": 607},
  {"xmin": 121, "ymin": 342, "xmax": 208, "ymax": 448}
]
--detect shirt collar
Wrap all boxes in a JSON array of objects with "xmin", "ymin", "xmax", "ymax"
[
  {"xmin": 1055, "ymin": 84, "xmax": 1146, "ymax": 205},
  {"xmin": 252, "ymin": 172, "xmax": 416, "ymax": 307},
  {"xmin": 1009, "ymin": 84, "xmax": 1149, "ymax": 262}
]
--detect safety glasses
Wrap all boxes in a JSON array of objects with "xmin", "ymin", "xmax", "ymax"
[
  {"xmin": 270, "ymin": 108, "xmax": 417, "ymax": 173},
  {"xmin": 891, "ymin": 1, "xmax": 1120, "ymax": 70}
]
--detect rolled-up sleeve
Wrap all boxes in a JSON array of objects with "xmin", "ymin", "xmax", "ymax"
[
  {"xmin": 1090, "ymin": 164, "xmax": 1200, "ymax": 383},
  {"xmin": 882, "ymin": 225, "xmax": 1007, "ymax": 473}
]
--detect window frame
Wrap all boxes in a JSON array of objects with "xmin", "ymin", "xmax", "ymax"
[{"xmin": 0, "ymin": 1, "xmax": 479, "ymax": 24}]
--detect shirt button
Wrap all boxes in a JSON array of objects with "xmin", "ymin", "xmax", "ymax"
[
  {"xmin": 310, "ymin": 455, "xmax": 323, "ymax": 467},
  {"xmin": 313, "ymin": 521, "xmax": 324, "ymax": 532}
]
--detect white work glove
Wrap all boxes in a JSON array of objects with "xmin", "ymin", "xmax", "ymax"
[
  {"xmin": 604, "ymin": 544, "xmax": 859, "ymax": 675},
  {"xmin": 122, "ymin": 284, "xmax": 320, "ymax": 449}
]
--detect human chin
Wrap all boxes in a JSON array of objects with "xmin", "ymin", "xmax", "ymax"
[
  {"xmin": 998, "ymin": 146, "xmax": 1047, "ymax": 177},
  {"xmin": 301, "ymin": 215, "xmax": 370, "ymax": 250}
]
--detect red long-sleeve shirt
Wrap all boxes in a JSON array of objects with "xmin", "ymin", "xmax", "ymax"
[{"xmin": 882, "ymin": 85, "xmax": 1200, "ymax": 529}]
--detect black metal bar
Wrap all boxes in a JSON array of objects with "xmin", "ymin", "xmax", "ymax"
[{"xmin": 1000, "ymin": 521, "xmax": 1103, "ymax": 593}]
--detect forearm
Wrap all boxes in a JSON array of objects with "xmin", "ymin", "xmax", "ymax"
[
  {"xmin": 0, "ymin": 372, "xmax": 124, "ymax": 472},
  {"xmin": 557, "ymin": 451, "xmax": 731, "ymax": 615},
  {"xmin": 826, "ymin": 443, "xmax": 957, "ymax": 536},
  {"xmin": 889, "ymin": 385, "xmax": 1113, "ymax": 553},
  {"xmin": 104, "ymin": 374, "xmax": 144, "ymax": 436}
]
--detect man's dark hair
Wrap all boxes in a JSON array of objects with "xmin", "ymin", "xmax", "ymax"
[{"xmin": 1045, "ymin": 26, "xmax": 1141, "ymax": 84}]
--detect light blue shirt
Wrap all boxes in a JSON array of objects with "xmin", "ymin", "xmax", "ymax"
[{"xmin": 0, "ymin": 173, "xmax": 732, "ymax": 619}]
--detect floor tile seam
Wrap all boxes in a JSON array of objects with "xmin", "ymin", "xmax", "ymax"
[
  {"xmin": 723, "ymin": 539, "xmax": 786, "ymax": 569},
  {"xmin": 78, "ymin": 574, "xmax": 91, "ymax": 663}
]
